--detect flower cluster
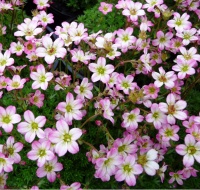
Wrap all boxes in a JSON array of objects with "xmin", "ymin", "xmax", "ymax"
[{"xmin": 0, "ymin": 0, "xmax": 200, "ymax": 189}]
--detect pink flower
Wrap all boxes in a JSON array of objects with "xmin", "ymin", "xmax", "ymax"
[
  {"xmin": 36, "ymin": 156, "xmax": 63, "ymax": 182},
  {"xmin": 33, "ymin": 0, "xmax": 50, "ymax": 10},
  {"xmin": 9, "ymin": 41, "xmax": 24, "ymax": 56},
  {"xmin": 122, "ymin": 1, "xmax": 145, "ymax": 22},
  {"xmin": 60, "ymin": 182, "xmax": 82, "ymax": 190},
  {"xmin": 167, "ymin": 12, "xmax": 192, "ymax": 33},
  {"xmin": 169, "ymin": 170, "xmax": 185, "ymax": 185},
  {"xmin": 30, "ymin": 64, "xmax": 53, "ymax": 90},
  {"xmin": 152, "ymin": 67, "xmax": 177, "ymax": 89},
  {"xmin": 36, "ymin": 11, "xmax": 54, "ymax": 27},
  {"xmin": 121, "ymin": 108, "xmax": 144, "ymax": 131},
  {"xmin": 17, "ymin": 110, "xmax": 46, "ymax": 143},
  {"xmin": 159, "ymin": 93, "xmax": 187, "ymax": 124},
  {"xmin": 0, "ymin": 153, "xmax": 14, "ymax": 173},
  {"xmin": 157, "ymin": 163, "xmax": 167, "ymax": 183},
  {"xmin": 89, "ymin": 57, "xmax": 114, "ymax": 83},
  {"xmin": 0, "ymin": 50, "xmax": 14, "ymax": 75},
  {"xmin": 0, "ymin": 172, "xmax": 8, "ymax": 189},
  {"xmin": 24, "ymin": 40, "xmax": 36, "ymax": 55},
  {"xmin": 176, "ymin": 134, "xmax": 200, "ymax": 167},
  {"xmin": 95, "ymin": 148, "xmax": 123, "ymax": 181},
  {"xmin": 146, "ymin": 103, "xmax": 167, "ymax": 129},
  {"xmin": 49, "ymin": 119, "xmax": 82, "ymax": 156},
  {"xmin": 115, "ymin": 155, "xmax": 143, "ymax": 186},
  {"xmin": 57, "ymin": 92, "xmax": 84, "ymax": 123},
  {"xmin": 0, "ymin": 136, "xmax": 23, "ymax": 163},
  {"xmin": 152, "ymin": 31, "xmax": 173, "ymax": 50},
  {"xmin": 98, "ymin": 2, "xmax": 113, "ymax": 15},
  {"xmin": 36, "ymin": 36, "xmax": 66, "ymax": 64},
  {"xmin": 29, "ymin": 90, "xmax": 45, "ymax": 108},
  {"xmin": 137, "ymin": 149, "xmax": 159, "ymax": 176},
  {"xmin": 6, "ymin": 75, "xmax": 26, "ymax": 91},
  {"xmin": 74, "ymin": 78, "xmax": 93, "ymax": 100},
  {"xmin": 27, "ymin": 140, "xmax": 55, "ymax": 167},
  {"xmin": 14, "ymin": 18, "xmax": 43, "ymax": 40},
  {"xmin": 0, "ymin": 106, "xmax": 21, "ymax": 133}
]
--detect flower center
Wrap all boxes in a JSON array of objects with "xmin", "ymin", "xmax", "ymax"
[
  {"xmin": 47, "ymin": 47, "xmax": 56, "ymax": 55},
  {"xmin": 63, "ymin": 133, "xmax": 71, "ymax": 142},
  {"xmin": 45, "ymin": 164, "xmax": 53, "ymax": 172},
  {"xmin": 130, "ymin": 9, "xmax": 137, "ymax": 15},
  {"xmin": 31, "ymin": 122, "xmax": 38, "ymax": 130},
  {"xmin": 165, "ymin": 128, "xmax": 173, "ymax": 137},
  {"xmin": 33, "ymin": 96, "xmax": 39, "ymax": 103},
  {"xmin": 25, "ymin": 29, "xmax": 33, "ymax": 36},
  {"xmin": 7, "ymin": 147, "xmax": 14, "ymax": 155},
  {"xmin": 175, "ymin": 19, "xmax": 182, "ymax": 26},
  {"xmin": 159, "ymin": 75, "xmax": 167, "ymax": 83},
  {"xmin": 149, "ymin": 87, "xmax": 156, "ymax": 94},
  {"xmin": 2, "ymin": 115, "xmax": 11, "ymax": 124},
  {"xmin": 122, "ymin": 35, "xmax": 129, "ymax": 42},
  {"xmin": 97, "ymin": 67, "xmax": 106, "ymax": 75},
  {"xmin": 12, "ymin": 81, "xmax": 20, "ymax": 88},
  {"xmin": 123, "ymin": 164, "xmax": 132, "ymax": 173},
  {"xmin": 122, "ymin": 81, "xmax": 130, "ymax": 89},
  {"xmin": 181, "ymin": 65, "xmax": 189, "ymax": 72},
  {"xmin": 183, "ymin": 33, "xmax": 191, "ymax": 40},
  {"xmin": 118, "ymin": 145, "xmax": 126, "ymax": 153},
  {"xmin": 168, "ymin": 105, "xmax": 176, "ymax": 115},
  {"xmin": 184, "ymin": 53, "xmax": 191, "ymax": 60},
  {"xmin": 66, "ymin": 104, "xmax": 72, "ymax": 112},
  {"xmin": 187, "ymin": 145, "xmax": 196, "ymax": 155},
  {"xmin": 79, "ymin": 86, "xmax": 85, "ymax": 93},
  {"xmin": 153, "ymin": 112, "xmax": 159, "ymax": 119},
  {"xmin": 38, "ymin": 149, "xmax": 46, "ymax": 157},
  {"xmin": 128, "ymin": 113, "xmax": 136, "ymax": 121},
  {"xmin": 138, "ymin": 154, "xmax": 147, "ymax": 166},
  {"xmin": 0, "ymin": 158, "xmax": 6, "ymax": 165},
  {"xmin": 0, "ymin": 59, "xmax": 6, "ymax": 66},
  {"xmin": 40, "ymin": 75, "xmax": 46, "ymax": 83},
  {"xmin": 159, "ymin": 37, "xmax": 166, "ymax": 43}
]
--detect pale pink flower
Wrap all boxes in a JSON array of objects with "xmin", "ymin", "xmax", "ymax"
[
  {"xmin": 115, "ymin": 27, "xmax": 136, "ymax": 53},
  {"xmin": 6, "ymin": 75, "xmax": 26, "ymax": 91},
  {"xmin": 29, "ymin": 90, "xmax": 45, "ymax": 108},
  {"xmin": 57, "ymin": 92, "xmax": 84, "ymax": 122},
  {"xmin": 176, "ymin": 28, "xmax": 198, "ymax": 45},
  {"xmin": 60, "ymin": 182, "xmax": 82, "ymax": 190},
  {"xmin": 0, "ymin": 76, "xmax": 9, "ymax": 89},
  {"xmin": 172, "ymin": 59, "xmax": 196, "ymax": 79},
  {"xmin": 49, "ymin": 119, "xmax": 82, "ymax": 156},
  {"xmin": 24, "ymin": 40, "xmax": 36, "ymax": 55},
  {"xmin": 0, "ymin": 136, "xmax": 23, "ymax": 163},
  {"xmin": 177, "ymin": 47, "xmax": 200, "ymax": 62},
  {"xmin": 157, "ymin": 163, "xmax": 167, "ymax": 183},
  {"xmin": 137, "ymin": 149, "xmax": 159, "ymax": 176},
  {"xmin": 113, "ymin": 134, "xmax": 138, "ymax": 156},
  {"xmin": 30, "ymin": 64, "xmax": 53, "ymax": 90},
  {"xmin": 33, "ymin": 0, "xmax": 50, "ymax": 10},
  {"xmin": 30, "ymin": 186, "xmax": 39, "ymax": 190},
  {"xmin": 36, "ymin": 156, "xmax": 63, "ymax": 182},
  {"xmin": 167, "ymin": 12, "xmax": 192, "ymax": 33},
  {"xmin": 0, "ymin": 2, "xmax": 12, "ymax": 12},
  {"xmin": 36, "ymin": 11, "xmax": 54, "ymax": 27},
  {"xmin": 159, "ymin": 93, "xmax": 187, "ymax": 124},
  {"xmin": 169, "ymin": 171, "xmax": 185, "ymax": 185},
  {"xmin": 181, "ymin": 166, "xmax": 198, "ymax": 179},
  {"xmin": 17, "ymin": 110, "xmax": 46, "ymax": 143},
  {"xmin": 74, "ymin": 78, "xmax": 93, "ymax": 100},
  {"xmin": 176, "ymin": 134, "xmax": 200, "ymax": 167},
  {"xmin": 54, "ymin": 74, "xmax": 72, "ymax": 91},
  {"xmin": 27, "ymin": 140, "xmax": 55, "ymax": 167},
  {"xmin": 143, "ymin": 83, "xmax": 159, "ymax": 99},
  {"xmin": 98, "ymin": 2, "xmax": 113, "ymax": 15},
  {"xmin": 14, "ymin": 18, "xmax": 43, "ymax": 40},
  {"xmin": 95, "ymin": 148, "xmax": 123, "ymax": 181},
  {"xmin": 140, "ymin": 16, "xmax": 154, "ymax": 32},
  {"xmin": 152, "ymin": 67, "xmax": 177, "ymax": 89},
  {"xmin": 88, "ymin": 57, "xmax": 114, "ymax": 83},
  {"xmin": 152, "ymin": 31, "xmax": 173, "ymax": 50},
  {"xmin": 122, "ymin": 1, "xmax": 145, "ymax": 22},
  {"xmin": 159, "ymin": 124, "xmax": 180, "ymax": 142},
  {"xmin": 143, "ymin": 0, "xmax": 163, "ymax": 12},
  {"xmin": 9, "ymin": 41, "xmax": 24, "ymax": 56},
  {"xmin": 0, "ymin": 106, "xmax": 21, "ymax": 133},
  {"xmin": 146, "ymin": 103, "xmax": 167, "ymax": 129},
  {"xmin": 0, "ymin": 153, "xmax": 14, "ymax": 173},
  {"xmin": 70, "ymin": 48, "xmax": 90, "ymax": 64},
  {"xmin": 121, "ymin": 108, "xmax": 144, "ymax": 131},
  {"xmin": 115, "ymin": 155, "xmax": 143, "ymax": 186},
  {"xmin": 0, "ymin": 172, "xmax": 8, "ymax": 189},
  {"xmin": 68, "ymin": 23, "xmax": 88, "ymax": 45},
  {"xmin": 0, "ymin": 50, "xmax": 14, "ymax": 75},
  {"xmin": 116, "ymin": 74, "xmax": 136, "ymax": 94},
  {"xmin": 36, "ymin": 36, "xmax": 66, "ymax": 64}
]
